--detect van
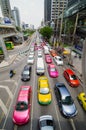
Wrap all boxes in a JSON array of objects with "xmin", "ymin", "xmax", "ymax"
[{"xmin": 36, "ymin": 58, "xmax": 45, "ymax": 75}]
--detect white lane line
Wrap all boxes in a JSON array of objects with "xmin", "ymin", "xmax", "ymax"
[
  {"xmin": 30, "ymin": 46, "xmax": 37, "ymax": 130},
  {"xmin": 2, "ymin": 78, "xmax": 20, "ymax": 129},
  {"xmin": 69, "ymin": 119, "xmax": 76, "ymax": 130},
  {"xmin": 13, "ymin": 125, "xmax": 17, "ymax": 130},
  {"xmin": 0, "ymin": 99, "xmax": 7, "ymax": 115},
  {"xmin": 0, "ymin": 79, "xmax": 16, "ymax": 82},
  {"xmin": 43, "ymin": 55, "xmax": 62, "ymax": 130},
  {"xmin": 0, "ymin": 85, "xmax": 13, "ymax": 99}
]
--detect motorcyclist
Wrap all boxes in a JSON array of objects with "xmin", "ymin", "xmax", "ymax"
[{"xmin": 10, "ymin": 69, "xmax": 16, "ymax": 77}]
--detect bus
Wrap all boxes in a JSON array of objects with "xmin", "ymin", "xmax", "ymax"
[{"xmin": 5, "ymin": 41, "xmax": 14, "ymax": 50}]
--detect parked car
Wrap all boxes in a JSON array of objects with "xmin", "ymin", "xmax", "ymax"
[
  {"xmin": 77, "ymin": 92, "xmax": 86, "ymax": 111},
  {"xmin": 63, "ymin": 69, "xmax": 80, "ymax": 87},
  {"xmin": 45, "ymin": 54, "xmax": 52, "ymax": 63},
  {"xmin": 54, "ymin": 83, "xmax": 78, "ymax": 118},
  {"xmin": 21, "ymin": 65, "xmax": 31, "ymax": 81},
  {"xmin": 48, "ymin": 64, "xmax": 59, "ymax": 78},
  {"xmin": 53, "ymin": 56, "xmax": 63, "ymax": 65},
  {"xmin": 37, "ymin": 76, "xmax": 51, "ymax": 105},
  {"xmin": 12, "ymin": 86, "xmax": 31, "ymax": 125},
  {"xmin": 39, "ymin": 115, "xmax": 55, "ymax": 130}
]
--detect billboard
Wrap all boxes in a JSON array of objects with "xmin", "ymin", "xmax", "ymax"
[{"xmin": 3, "ymin": 17, "xmax": 11, "ymax": 24}]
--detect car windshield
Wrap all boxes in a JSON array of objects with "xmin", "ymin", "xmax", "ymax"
[
  {"xmin": 62, "ymin": 96, "xmax": 73, "ymax": 105},
  {"xmin": 40, "ymin": 88, "xmax": 49, "ymax": 94},
  {"xmin": 50, "ymin": 68, "xmax": 56, "ymax": 72},
  {"xmin": 70, "ymin": 74, "xmax": 77, "ymax": 80},
  {"xmin": 28, "ymin": 57, "xmax": 33, "ymax": 60},
  {"xmin": 23, "ymin": 71, "xmax": 29, "ymax": 75},
  {"xmin": 16, "ymin": 101, "xmax": 28, "ymax": 111},
  {"xmin": 40, "ymin": 119, "xmax": 53, "ymax": 127},
  {"xmin": 38, "ymin": 68, "xmax": 44, "ymax": 70},
  {"xmin": 59, "ymin": 58, "xmax": 62, "ymax": 61}
]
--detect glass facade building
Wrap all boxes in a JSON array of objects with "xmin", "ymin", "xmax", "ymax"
[{"xmin": 44, "ymin": 0, "xmax": 51, "ymax": 25}]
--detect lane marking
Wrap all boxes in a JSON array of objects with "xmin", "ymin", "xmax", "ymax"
[
  {"xmin": 43, "ymin": 54, "xmax": 62, "ymax": 130},
  {"xmin": 2, "ymin": 78, "xmax": 20, "ymax": 129},
  {"xmin": 0, "ymin": 99, "xmax": 7, "ymax": 115},
  {"xmin": 13, "ymin": 125, "xmax": 17, "ymax": 130},
  {"xmin": 69, "ymin": 119, "xmax": 76, "ymax": 130},
  {"xmin": 0, "ymin": 85, "xmax": 13, "ymax": 99},
  {"xmin": 30, "ymin": 50, "xmax": 37, "ymax": 130}
]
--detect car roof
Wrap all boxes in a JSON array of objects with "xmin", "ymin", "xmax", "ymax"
[
  {"xmin": 55, "ymin": 56, "xmax": 61, "ymax": 58},
  {"xmin": 65, "ymin": 69, "xmax": 74, "ymax": 75},
  {"xmin": 40, "ymin": 80, "xmax": 48, "ymax": 88},
  {"xmin": 49, "ymin": 64, "xmax": 55, "ymax": 68},
  {"xmin": 17, "ymin": 86, "xmax": 31, "ymax": 102},
  {"xmin": 55, "ymin": 83, "xmax": 70, "ymax": 98},
  {"xmin": 24, "ymin": 65, "xmax": 31, "ymax": 69},
  {"xmin": 39, "ymin": 115, "xmax": 53, "ymax": 121}
]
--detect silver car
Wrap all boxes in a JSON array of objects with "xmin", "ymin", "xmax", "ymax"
[
  {"xmin": 39, "ymin": 115, "xmax": 55, "ymax": 130},
  {"xmin": 54, "ymin": 83, "xmax": 78, "ymax": 118}
]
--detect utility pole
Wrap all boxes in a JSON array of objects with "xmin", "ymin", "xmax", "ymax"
[
  {"xmin": 59, "ymin": 0, "xmax": 65, "ymax": 42},
  {"xmin": 56, "ymin": 0, "xmax": 60, "ymax": 45},
  {"xmin": 69, "ymin": 12, "xmax": 79, "ymax": 64}
]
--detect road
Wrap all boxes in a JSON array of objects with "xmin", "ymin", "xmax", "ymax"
[{"xmin": 0, "ymin": 34, "xmax": 86, "ymax": 130}]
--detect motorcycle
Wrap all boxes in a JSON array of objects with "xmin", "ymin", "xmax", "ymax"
[{"xmin": 9, "ymin": 70, "xmax": 16, "ymax": 78}]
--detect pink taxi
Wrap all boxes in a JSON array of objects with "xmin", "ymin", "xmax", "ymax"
[
  {"xmin": 45, "ymin": 54, "xmax": 52, "ymax": 63},
  {"xmin": 48, "ymin": 64, "xmax": 59, "ymax": 78},
  {"xmin": 12, "ymin": 86, "xmax": 31, "ymax": 125}
]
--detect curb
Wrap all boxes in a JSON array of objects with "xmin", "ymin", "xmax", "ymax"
[{"xmin": 0, "ymin": 54, "xmax": 18, "ymax": 72}]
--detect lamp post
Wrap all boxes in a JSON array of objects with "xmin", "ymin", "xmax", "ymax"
[{"xmin": 50, "ymin": 21, "xmax": 55, "ymax": 47}]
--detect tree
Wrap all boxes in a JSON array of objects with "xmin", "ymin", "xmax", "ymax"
[{"xmin": 40, "ymin": 26, "xmax": 53, "ymax": 41}]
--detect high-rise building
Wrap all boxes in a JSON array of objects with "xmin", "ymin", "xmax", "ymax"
[
  {"xmin": 51, "ymin": 0, "xmax": 68, "ymax": 22},
  {"xmin": 12, "ymin": 7, "xmax": 20, "ymax": 27},
  {"xmin": 44, "ymin": 0, "xmax": 52, "ymax": 25},
  {"xmin": 0, "ymin": 0, "xmax": 12, "ymax": 19}
]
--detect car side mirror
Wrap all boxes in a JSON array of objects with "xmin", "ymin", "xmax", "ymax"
[{"xmin": 29, "ymin": 104, "xmax": 31, "ymax": 107}]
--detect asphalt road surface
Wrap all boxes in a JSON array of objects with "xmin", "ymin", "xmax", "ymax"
[{"xmin": 0, "ymin": 34, "xmax": 86, "ymax": 130}]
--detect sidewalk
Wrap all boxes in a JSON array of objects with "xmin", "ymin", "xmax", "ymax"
[
  {"xmin": 0, "ymin": 54, "xmax": 18, "ymax": 69},
  {"xmin": 71, "ymin": 51, "xmax": 82, "ymax": 74}
]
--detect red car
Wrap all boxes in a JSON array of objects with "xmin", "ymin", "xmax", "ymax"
[
  {"xmin": 63, "ymin": 69, "xmax": 80, "ymax": 87},
  {"xmin": 45, "ymin": 55, "xmax": 52, "ymax": 63},
  {"xmin": 12, "ymin": 86, "xmax": 31, "ymax": 125},
  {"xmin": 48, "ymin": 64, "xmax": 59, "ymax": 78}
]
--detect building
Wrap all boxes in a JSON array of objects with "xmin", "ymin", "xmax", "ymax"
[
  {"xmin": 0, "ymin": 0, "xmax": 13, "ymax": 19},
  {"xmin": 12, "ymin": 7, "xmax": 20, "ymax": 27},
  {"xmin": 44, "ymin": 0, "xmax": 52, "ymax": 25},
  {"xmin": 51, "ymin": 0, "xmax": 68, "ymax": 22},
  {"xmin": 67, "ymin": 0, "xmax": 78, "ymax": 7}
]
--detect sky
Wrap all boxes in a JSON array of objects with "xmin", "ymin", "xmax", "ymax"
[{"xmin": 0, "ymin": 0, "xmax": 44, "ymax": 29}]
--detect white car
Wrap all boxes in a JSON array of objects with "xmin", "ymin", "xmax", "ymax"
[
  {"xmin": 29, "ymin": 51, "xmax": 34, "ymax": 55},
  {"xmin": 27, "ymin": 55, "xmax": 34, "ymax": 64},
  {"xmin": 39, "ymin": 115, "xmax": 55, "ymax": 130},
  {"xmin": 54, "ymin": 56, "xmax": 63, "ymax": 65}
]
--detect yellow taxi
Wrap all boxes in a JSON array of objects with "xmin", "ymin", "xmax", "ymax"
[
  {"xmin": 77, "ymin": 92, "xmax": 86, "ymax": 111},
  {"xmin": 37, "ymin": 76, "xmax": 51, "ymax": 105},
  {"xmin": 63, "ymin": 49, "xmax": 70, "ymax": 55}
]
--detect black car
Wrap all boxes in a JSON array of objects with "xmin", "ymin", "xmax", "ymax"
[
  {"xmin": 54, "ymin": 83, "xmax": 78, "ymax": 118},
  {"xmin": 21, "ymin": 65, "xmax": 31, "ymax": 81}
]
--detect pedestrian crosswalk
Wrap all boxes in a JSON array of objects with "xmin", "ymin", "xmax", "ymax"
[{"xmin": 13, "ymin": 54, "xmax": 27, "ymax": 65}]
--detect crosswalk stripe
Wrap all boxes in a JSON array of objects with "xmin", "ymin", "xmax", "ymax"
[
  {"xmin": 0, "ymin": 99, "xmax": 7, "ymax": 115},
  {"xmin": 0, "ymin": 85, "xmax": 13, "ymax": 99}
]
